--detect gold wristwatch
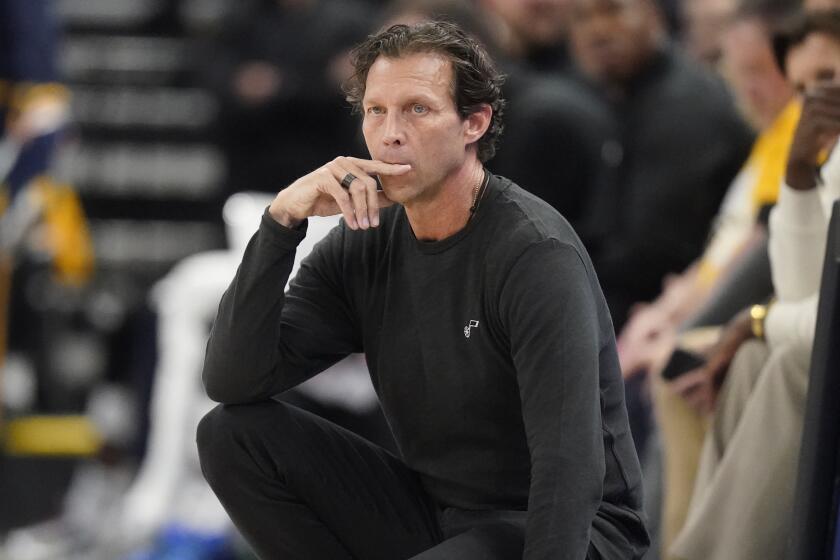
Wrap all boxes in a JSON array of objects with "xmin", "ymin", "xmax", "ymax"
[{"xmin": 749, "ymin": 301, "xmax": 773, "ymax": 339}]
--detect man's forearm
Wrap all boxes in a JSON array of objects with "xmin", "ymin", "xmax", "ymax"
[{"xmin": 202, "ymin": 211, "xmax": 306, "ymax": 403}]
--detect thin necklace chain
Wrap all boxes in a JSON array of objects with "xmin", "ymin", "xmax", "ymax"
[{"xmin": 469, "ymin": 169, "xmax": 489, "ymax": 217}]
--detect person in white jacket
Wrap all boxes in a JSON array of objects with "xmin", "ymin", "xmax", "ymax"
[{"xmin": 668, "ymin": 9, "xmax": 840, "ymax": 560}]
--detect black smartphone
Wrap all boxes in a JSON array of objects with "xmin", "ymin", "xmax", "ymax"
[{"xmin": 661, "ymin": 348, "xmax": 706, "ymax": 381}]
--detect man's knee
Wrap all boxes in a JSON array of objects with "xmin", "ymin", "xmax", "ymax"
[
  {"xmin": 196, "ymin": 400, "xmax": 298, "ymax": 487},
  {"xmin": 758, "ymin": 342, "xmax": 811, "ymax": 414},
  {"xmin": 196, "ymin": 404, "xmax": 231, "ymax": 470},
  {"xmin": 730, "ymin": 339, "xmax": 771, "ymax": 381},
  {"xmin": 719, "ymin": 339, "xmax": 772, "ymax": 404}
]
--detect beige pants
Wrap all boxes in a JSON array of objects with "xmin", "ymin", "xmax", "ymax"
[
  {"xmin": 651, "ymin": 369, "xmax": 708, "ymax": 556},
  {"xmin": 669, "ymin": 339, "xmax": 811, "ymax": 560}
]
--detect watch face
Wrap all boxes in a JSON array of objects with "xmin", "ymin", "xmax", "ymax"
[{"xmin": 750, "ymin": 304, "xmax": 768, "ymax": 339}]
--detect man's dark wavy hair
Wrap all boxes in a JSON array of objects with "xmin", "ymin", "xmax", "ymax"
[
  {"xmin": 772, "ymin": 9, "xmax": 840, "ymax": 74},
  {"xmin": 343, "ymin": 21, "xmax": 506, "ymax": 163}
]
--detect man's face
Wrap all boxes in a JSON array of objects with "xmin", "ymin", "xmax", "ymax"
[
  {"xmin": 720, "ymin": 18, "xmax": 792, "ymax": 129},
  {"xmin": 786, "ymin": 32, "xmax": 840, "ymax": 93},
  {"xmin": 570, "ymin": 0, "xmax": 660, "ymax": 84},
  {"xmin": 683, "ymin": 0, "xmax": 735, "ymax": 65},
  {"xmin": 487, "ymin": 0, "xmax": 572, "ymax": 48},
  {"xmin": 361, "ymin": 52, "xmax": 474, "ymax": 205}
]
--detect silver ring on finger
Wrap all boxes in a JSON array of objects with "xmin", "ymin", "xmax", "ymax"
[{"xmin": 340, "ymin": 172, "xmax": 357, "ymax": 190}]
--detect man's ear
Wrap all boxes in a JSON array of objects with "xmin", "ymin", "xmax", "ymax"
[{"xmin": 464, "ymin": 104, "xmax": 493, "ymax": 144}]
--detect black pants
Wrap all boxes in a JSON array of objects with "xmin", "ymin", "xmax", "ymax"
[{"xmin": 196, "ymin": 400, "xmax": 529, "ymax": 559}]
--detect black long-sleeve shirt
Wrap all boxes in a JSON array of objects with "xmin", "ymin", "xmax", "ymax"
[{"xmin": 203, "ymin": 174, "xmax": 649, "ymax": 559}]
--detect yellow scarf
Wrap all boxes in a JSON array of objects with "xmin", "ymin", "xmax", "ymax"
[{"xmin": 747, "ymin": 99, "xmax": 802, "ymax": 211}]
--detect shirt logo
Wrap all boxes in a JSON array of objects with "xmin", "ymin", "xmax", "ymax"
[{"xmin": 464, "ymin": 320, "xmax": 479, "ymax": 338}]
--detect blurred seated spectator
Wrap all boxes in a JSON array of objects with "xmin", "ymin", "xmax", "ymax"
[
  {"xmin": 568, "ymin": 0, "xmax": 754, "ymax": 331},
  {"xmin": 567, "ymin": 0, "xmax": 754, "ymax": 470},
  {"xmin": 617, "ymin": 3, "xmax": 800, "ymax": 550},
  {"xmin": 481, "ymin": 0, "xmax": 682, "ymax": 74},
  {"xmin": 666, "ymin": 10, "xmax": 840, "ymax": 559},
  {"xmin": 618, "ymin": 2, "xmax": 799, "ymax": 388},
  {"xmin": 491, "ymin": 75, "xmax": 613, "ymax": 229},
  {"xmin": 479, "ymin": 0, "xmax": 575, "ymax": 74},
  {"xmin": 199, "ymin": 0, "xmax": 374, "ymax": 195}
]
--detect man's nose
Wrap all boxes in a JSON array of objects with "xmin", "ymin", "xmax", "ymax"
[{"xmin": 382, "ymin": 113, "xmax": 407, "ymax": 146}]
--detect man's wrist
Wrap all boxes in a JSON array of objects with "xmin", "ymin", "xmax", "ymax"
[
  {"xmin": 749, "ymin": 299, "xmax": 775, "ymax": 339},
  {"xmin": 786, "ymin": 160, "xmax": 820, "ymax": 191},
  {"xmin": 269, "ymin": 194, "xmax": 304, "ymax": 229}
]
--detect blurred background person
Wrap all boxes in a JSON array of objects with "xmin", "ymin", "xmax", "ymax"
[
  {"xmin": 566, "ymin": 0, "xmax": 754, "ymax": 502},
  {"xmin": 0, "ymin": 0, "xmax": 92, "ymax": 364},
  {"xmin": 616, "ymin": 0, "xmax": 802, "ymax": 553},
  {"xmin": 481, "ymin": 0, "xmax": 682, "ymax": 75},
  {"xmin": 479, "ymin": 0, "xmax": 576, "ymax": 74},
  {"xmin": 669, "ymin": 9, "xmax": 840, "ymax": 559},
  {"xmin": 568, "ymin": 0, "xmax": 753, "ymax": 332}
]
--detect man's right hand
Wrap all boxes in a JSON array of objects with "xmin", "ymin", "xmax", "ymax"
[
  {"xmin": 787, "ymin": 82, "xmax": 840, "ymax": 191},
  {"xmin": 617, "ymin": 303, "xmax": 671, "ymax": 378},
  {"xmin": 668, "ymin": 308, "xmax": 753, "ymax": 415},
  {"xmin": 269, "ymin": 157, "xmax": 411, "ymax": 230}
]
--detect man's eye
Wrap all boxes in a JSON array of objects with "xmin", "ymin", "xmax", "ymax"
[
  {"xmin": 367, "ymin": 107, "xmax": 383, "ymax": 115},
  {"xmin": 412, "ymin": 104, "xmax": 427, "ymax": 114}
]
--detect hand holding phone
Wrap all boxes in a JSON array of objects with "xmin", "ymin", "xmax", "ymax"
[{"xmin": 661, "ymin": 348, "xmax": 707, "ymax": 381}]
